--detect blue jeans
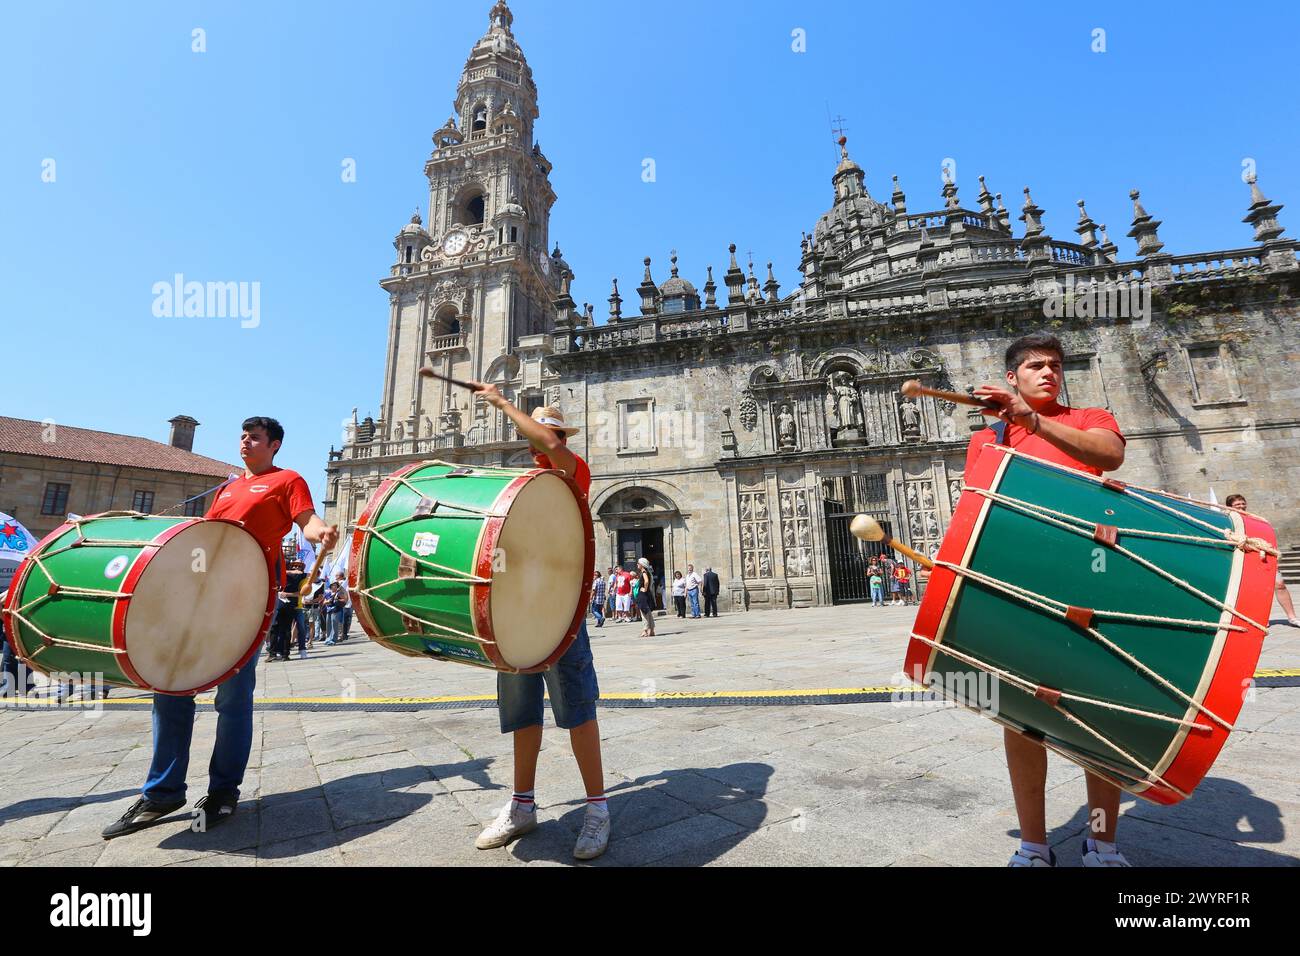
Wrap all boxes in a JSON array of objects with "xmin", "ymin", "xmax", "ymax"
[
  {"xmin": 144, "ymin": 660, "xmax": 257, "ymax": 802},
  {"xmin": 591, "ymin": 600, "xmax": 604, "ymax": 626},
  {"xmin": 688, "ymin": 589, "xmax": 701, "ymax": 618},
  {"xmin": 871, "ymin": 584, "xmax": 884, "ymax": 606},
  {"xmin": 497, "ymin": 621, "xmax": 598, "ymax": 733}
]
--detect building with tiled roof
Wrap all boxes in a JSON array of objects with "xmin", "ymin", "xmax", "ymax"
[{"xmin": 0, "ymin": 415, "xmax": 240, "ymax": 540}]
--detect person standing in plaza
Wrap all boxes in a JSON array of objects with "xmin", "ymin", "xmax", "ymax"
[
  {"xmin": 671, "ymin": 570, "xmax": 687, "ymax": 617},
  {"xmin": 868, "ymin": 564, "xmax": 884, "ymax": 607},
  {"xmin": 702, "ymin": 566, "xmax": 720, "ymax": 617},
  {"xmin": 967, "ymin": 333, "xmax": 1130, "ymax": 867},
  {"xmin": 893, "ymin": 563, "xmax": 913, "ymax": 606},
  {"xmin": 635, "ymin": 558, "xmax": 657, "ymax": 637},
  {"xmin": 590, "ymin": 569, "xmax": 606, "ymax": 628},
  {"xmin": 1225, "ymin": 494, "xmax": 1299, "ymax": 626},
  {"xmin": 102, "ymin": 416, "xmax": 337, "ymax": 839},
  {"xmin": 685, "ymin": 564, "xmax": 703, "ymax": 619},
  {"xmin": 615, "ymin": 566, "xmax": 633, "ymax": 622},
  {"xmin": 466, "ymin": 385, "xmax": 610, "ymax": 860},
  {"xmin": 605, "ymin": 567, "xmax": 617, "ymax": 621}
]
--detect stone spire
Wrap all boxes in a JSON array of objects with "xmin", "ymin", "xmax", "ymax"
[
  {"xmin": 637, "ymin": 256, "xmax": 659, "ymax": 315},
  {"xmin": 941, "ymin": 163, "xmax": 960, "ymax": 210},
  {"xmin": 1097, "ymin": 223, "xmax": 1118, "ymax": 263},
  {"xmin": 1243, "ymin": 173, "xmax": 1285, "ymax": 242},
  {"xmin": 745, "ymin": 257, "xmax": 762, "ymax": 303},
  {"xmin": 724, "ymin": 243, "xmax": 746, "ymax": 304},
  {"xmin": 764, "ymin": 262, "xmax": 781, "ymax": 302},
  {"xmin": 607, "ymin": 277, "xmax": 623, "ymax": 322},
  {"xmin": 891, "ymin": 175, "xmax": 907, "ymax": 216},
  {"xmin": 1126, "ymin": 189, "xmax": 1165, "ymax": 257},
  {"xmin": 976, "ymin": 175, "xmax": 995, "ymax": 218},
  {"xmin": 1019, "ymin": 187, "xmax": 1052, "ymax": 263},
  {"xmin": 1075, "ymin": 199, "xmax": 1099, "ymax": 250},
  {"xmin": 703, "ymin": 264, "xmax": 717, "ymax": 308},
  {"xmin": 995, "ymin": 193, "xmax": 1010, "ymax": 232}
]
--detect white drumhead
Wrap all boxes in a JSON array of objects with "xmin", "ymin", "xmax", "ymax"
[
  {"xmin": 125, "ymin": 521, "xmax": 270, "ymax": 692},
  {"xmin": 490, "ymin": 473, "xmax": 587, "ymax": 670}
]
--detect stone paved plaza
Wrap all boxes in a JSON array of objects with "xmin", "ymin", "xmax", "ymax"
[{"xmin": 1, "ymin": 603, "xmax": 1297, "ymax": 867}]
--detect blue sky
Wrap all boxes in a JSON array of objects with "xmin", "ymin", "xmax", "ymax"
[{"xmin": 3, "ymin": 0, "xmax": 1297, "ymax": 505}]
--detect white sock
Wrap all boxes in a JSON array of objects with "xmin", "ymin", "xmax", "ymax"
[
  {"xmin": 586, "ymin": 794, "xmax": 609, "ymax": 815},
  {"xmin": 1020, "ymin": 840, "xmax": 1051, "ymax": 860},
  {"xmin": 512, "ymin": 790, "xmax": 536, "ymax": 813}
]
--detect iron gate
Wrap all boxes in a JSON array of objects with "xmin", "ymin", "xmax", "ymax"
[{"xmin": 822, "ymin": 474, "xmax": 894, "ymax": 605}]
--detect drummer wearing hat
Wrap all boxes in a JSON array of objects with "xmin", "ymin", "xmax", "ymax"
[
  {"xmin": 463, "ymin": 383, "xmax": 611, "ymax": 860},
  {"xmin": 968, "ymin": 333, "xmax": 1130, "ymax": 868}
]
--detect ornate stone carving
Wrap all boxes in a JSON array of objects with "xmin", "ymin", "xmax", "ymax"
[
  {"xmin": 899, "ymin": 399, "xmax": 922, "ymax": 441},
  {"xmin": 826, "ymin": 370, "xmax": 866, "ymax": 446},
  {"xmin": 949, "ymin": 477, "xmax": 962, "ymax": 509},
  {"xmin": 776, "ymin": 403, "xmax": 797, "ymax": 450},
  {"xmin": 738, "ymin": 391, "xmax": 758, "ymax": 431},
  {"xmin": 779, "ymin": 489, "xmax": 814, "ymax": 577},
  {"xmin": 739, "ymin": 488, "xmax": 772, "ymax": 580}
]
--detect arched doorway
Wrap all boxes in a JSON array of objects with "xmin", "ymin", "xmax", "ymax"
[{"xmin": 596, "ymin": 486, "xmax": 682, "ymax": 611}]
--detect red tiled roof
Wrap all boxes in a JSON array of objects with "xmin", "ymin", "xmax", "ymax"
[{"xmin": 0, "ymin": 416, "xmax": 239, "ymax": 479}]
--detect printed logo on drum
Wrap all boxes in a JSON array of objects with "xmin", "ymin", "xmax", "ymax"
[
  {"xmin": 104, "ymin": 556, "xmax": 129, "ymax": 579},
  {"xmin": 49, "ymin": 886, "xmax": 151, "ymax": 936}
]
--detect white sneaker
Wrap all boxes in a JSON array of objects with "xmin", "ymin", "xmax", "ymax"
[
  {"xmin": 298, "ymin": 650, "xmax": 307, "ymax": 660},
  {"xmin": 1008, "ymin": 848, "xmax": 1055, "ymax": 867},
  {"xmin": 475, "ymin": 801, "xmax": 537, "ymax": 850},
  {"xmin": 573, "ymin": 804, "xmax": 610, "ymax": 860},
  {"xmin": 1081, "ymin": 840, "xmax": 1131, "ymax": 867}
]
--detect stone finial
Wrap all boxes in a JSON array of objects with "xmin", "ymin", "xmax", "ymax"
[
  {"xmin": 729, "ymin": 243, "xmax": 739, "ymax": 269},
  {"xmin": 764, "ymin": 261, "xmax": 780, "ymax": 302},
  {"xmin": 891, "ymin": 174, "xmax": 907, "ymax": 214},
  {"xmin": 1097, "ymin": 223, "xmax": 1118, "ymax": 263},
  {"xmin": 411, "ymin": 208, "xmax": 422, "ymax": 225},
  {"xmin": 1019, "ymin": 187, "xmax": 1052, "ymax": 263},
  {"xmin": 642, "ymin": 256, "xmax": 653, "ymax": 281},
  {"xmin": 942, "ymin": 164, "xmax": 959, "ymax": 210},
  {"xmin": 1242, "ymin": 172, "xmax": 1286, "ymax": 243},
  {"xmin": 976, "ymin": 175, "xmax": 996, "ymax": 217},
  {"xmin": 1126, "ymin": 188, "xmax": 1165, "ymax": 257},
  {"xmin": 670, "ymin": 252, "xmax": 679, "ymax": 276},
  {"xmin": 1075, "ymin": 198, "xmax": 1099, "ymax": 250},
  {"xmin": 607, "ymin": 277, "xmax": 623, "ymax": 322},
  {"xmin": 703, "ymin": 264, "xmax": 717, "ymax": 308}
]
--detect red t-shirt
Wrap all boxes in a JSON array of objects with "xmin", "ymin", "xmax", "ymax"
[
  {"xmin": 207, "ymin": 466, "xmax": 315, "ymax": 580},
  {"xmin": 616, "ymin": 572, "xmax": 633, "ymax": 596},
  {"xmin": 964, "ymin": 404, "xmax": 1125, "ymax": 477},
  {"xmin": 533, "ymin": 450, "xmax": 591, "ymax": 498}
]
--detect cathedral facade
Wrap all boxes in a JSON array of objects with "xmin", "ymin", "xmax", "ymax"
[{"xmin": 325, "ymin": 1, "xmax": 1300, "ymax": 611}]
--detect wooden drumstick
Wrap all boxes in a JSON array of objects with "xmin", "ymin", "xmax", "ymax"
[
  {"xmin": 300, "ymin": 537, "xmax": 334, "ymax": 598},
  {"xmin": 418, "ymin": 366, "xmax": 479, "ymax": 391},
  {"xmin": 900, "ymin": 379, "xmax": 1000, "ymax": 411},
  {"xmin": 849, "ymin": 514, "xmax": 935, "ymax": 569}
]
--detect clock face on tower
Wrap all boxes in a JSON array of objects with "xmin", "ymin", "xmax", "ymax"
[{"xmin": 441, "ymin": 229, "xmax": 469, "ymax": 257}]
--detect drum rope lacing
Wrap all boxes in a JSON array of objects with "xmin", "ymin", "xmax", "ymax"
[
  {"xmin": 963, "ymin": 489, "xmax": 1269, "ymax": 636},
  {"xmin": 968, "ymin": 486, "xmax": 1279, "ymax": 560},
  {"xmin": 993, "ymin": 446, "xmax": 1280, "ymax": 557},
  {"xmin": 4, "ymin": 544, "xmax": 132, "ymax": 660},
  {"xmin": 930, "ymin": 560, "xmax": 1234, "ymax": 731},
  {"xmin": 908, "ymin": 633, "xmax": 1195, "ymax": 799}
]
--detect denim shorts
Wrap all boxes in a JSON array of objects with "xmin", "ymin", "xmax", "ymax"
[{"xmin": 497, "ymin": 621, "xmax": 599, "ymax": 733}]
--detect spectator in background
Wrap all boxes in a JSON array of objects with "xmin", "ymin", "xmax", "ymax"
[
  {"xmin": 868, "ymin": 563, "xmax": 884, "ymax": 607},
  {"xmin": 334, "ymin": 571, "xmax": 353, "ymax": 640},
  {"xmin": 605, "ymin": 567, "xmax": 617, "ymax": 621},
  {"xmin": 685, "ymin": 564, "xmax": 703, "ymax": 619},
  {"xmin": 894, "ymin": 563, "xmax": 914, "ymax": 606},
  {"xmin": 1226, "ymin": 494, "xmax": 1299, "ymax": 627},
  {"xmin": 702, "ymin": 566, "xmax": 721, "ymax": 617},
  {"xmin": 615, "ymin": 567, "xmax": 634, "ymax": 623},
  {"xmin": 671, "ymin": 571, "xmax": 686, "ymax": 618},
  {"xmin": 590, "ymin": 570, "xmax": 606, "ymax": 628},
  {"xmin": 635, "ymin": 558, "xmax": 656, "ymax": 638}
]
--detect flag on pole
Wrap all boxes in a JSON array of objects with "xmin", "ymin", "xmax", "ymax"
[{"xmin": 0, "ymin": 513, "xmax": 39, "ymax": 595}]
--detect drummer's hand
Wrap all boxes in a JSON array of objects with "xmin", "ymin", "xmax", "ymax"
[
  {"xmin": 319, "ymin": 524, "xmax": 339, "ymax": 552},
  {"xmin": 468, "ymin": 380, "xmax": 508, "ymax": 409},
  {"xmin": 972, "ymin": 384, "xmax": 1033, "ymax": 424}
]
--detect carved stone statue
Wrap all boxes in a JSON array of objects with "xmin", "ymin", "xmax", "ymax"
[
  {"xmin": 827, "ymin": 371, "xmax": 866, "ymax": 446},
  {"xmin": 949, "ymin": 478, "xmax": 962, "ymax": 509},
  {"xmin": 834, "ymin": 373, "xmax": 864, "ymax": 428},
  {"xmin": 921, "ymin": 483, "xmax": 935, "ymax": 510},
  {"xmin": 777, "ymin": 404, "xmax": 797, "ymax": 450},
  {"xmin": 899, "ymin": 400, "xmax": 922, "ymax": 440}
]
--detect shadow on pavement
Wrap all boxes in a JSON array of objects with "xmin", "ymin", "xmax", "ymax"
[
  {"xmin": 506, "ymin": 762, "xmax": 775, "ymax": 866},
  {"xmin": 0, "ymin": 788, "xmax": 139, "ymax": 825},
  {"xmin": 1015, "ymin": 776, "xmax": 1296, "ymax": 866}
]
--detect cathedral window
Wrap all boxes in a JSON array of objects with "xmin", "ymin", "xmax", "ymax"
[
  {"xmin": 509, "ymin": 225, "xmax": 518, "ymax": 243},
  {"xmin": 405, "ymin": 245, "xmax": 413, "ymax": 264},
  {"xmin": 467, "ymin": 194, "xmax": 486, "ymax": 224},
  {"xmin": 472, "ymin": 105, "xmax": 488, "ymax": 134}
]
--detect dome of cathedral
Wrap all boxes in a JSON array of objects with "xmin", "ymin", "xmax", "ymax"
[
  {"xmin": 659, "ymin": 254, "xmax": 697, "ymax": 297},
  {"xmin": 401, "ymin": 211, "xmax": 428, "ymax": 236}
]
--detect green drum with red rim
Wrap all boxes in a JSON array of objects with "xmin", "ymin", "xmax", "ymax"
[
  {"xmin": 2, "ymin": 513, "xmax": 274, "ymax": 695},
  {"xmin": 906, "ymin": 444, "xmax": 1276, "ymax": 805},
  {"xmin": 349, "ymin": 461, "xmax": 594, "ymax": 673}
]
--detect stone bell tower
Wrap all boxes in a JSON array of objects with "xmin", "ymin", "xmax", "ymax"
[{"xmin": 375, "ymin": 0, "xmax": 568, "ymax": 450}]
